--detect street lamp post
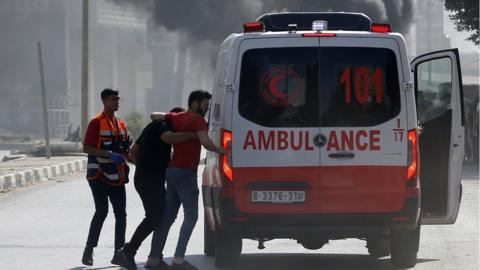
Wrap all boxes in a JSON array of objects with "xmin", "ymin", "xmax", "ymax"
[{"xmin": 36, "ymin": 41, "xmax": 51, "ymax": 159}]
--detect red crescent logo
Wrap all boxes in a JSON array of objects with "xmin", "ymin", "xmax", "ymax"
[
  {"xmin": 260, "ymin": 66, "xmax": 301, "ymax": 107},
  {"xmin": 268, "ymin": 74, "xmax": 288, "ymax": 99}
]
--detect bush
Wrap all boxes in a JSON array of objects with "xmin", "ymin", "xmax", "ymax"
[{"xmin": 124, "ymin": 111, "xmax": 146, "ymax": 141}]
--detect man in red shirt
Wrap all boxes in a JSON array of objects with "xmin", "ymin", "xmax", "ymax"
[{"xmin": 146, "ymin": 90, "xmax": 224, "ymax": 270}]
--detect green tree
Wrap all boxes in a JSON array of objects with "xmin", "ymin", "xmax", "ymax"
[
  {"xmin": 445, "ymin": 0, "xmax": 479, "ymax": 45},
  {"xmin": 124, "ymin": 111, "xmax": 146, "ymax": 141}
]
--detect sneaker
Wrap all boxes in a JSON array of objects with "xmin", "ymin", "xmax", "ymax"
[
  {"xmin": 171, "ymin": 260, "xmax": 198, "ymax": 270},
  {"xmin": 144, "ymin": 255, "xmax": 160, "ymax": 269},
  {"xmin": 115, "ymin": 248, "xmax": 137, "ymax": 270},
  {"xmin": 81, "ymin": 246, "xmax": 93, "ymax": 266},
  {"xmin": 145, "ymin": 260, "xmax": 170, "ymax": 270}
]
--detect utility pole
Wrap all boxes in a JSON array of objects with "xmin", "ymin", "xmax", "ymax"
[
  {"xmin": 37, "ymin": 42, "xmax": 51, "ymax": 159},
  {"xmin": 81, "ymin": 0, "xmax": 89, "ymax": 137}
]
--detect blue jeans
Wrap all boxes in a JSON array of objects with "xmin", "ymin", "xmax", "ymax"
[{"xmin": 150, "ymin": 167, "xmax": 199, "ymax": 258}]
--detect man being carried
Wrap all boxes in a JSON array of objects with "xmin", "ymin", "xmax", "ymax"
[
  {"xmin": 116, "ymin": 107, "xmax": 197, "ymax": 270},
  {"xmin": 147, "ymin": 90, "xmax": 224, "ymax": 270}
]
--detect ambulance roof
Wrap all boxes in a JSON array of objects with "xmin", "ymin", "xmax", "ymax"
[{"xmin": 257, "ymin": 12, "xmax": 372, "ymax": 32}]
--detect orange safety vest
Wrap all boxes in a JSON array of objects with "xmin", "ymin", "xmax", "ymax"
[{"xmin": 86, "ymin": 112, "xmax": 129, "ymax": 186}]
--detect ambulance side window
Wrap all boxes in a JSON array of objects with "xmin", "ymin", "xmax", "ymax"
[{"xmin": 415, "ymin": 57, "xmax": 452, "ymax": 124}]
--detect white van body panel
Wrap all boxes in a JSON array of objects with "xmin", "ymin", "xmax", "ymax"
[{"xmin": 220, "ymin": 34, "xmax": 240, "ymax": 132}]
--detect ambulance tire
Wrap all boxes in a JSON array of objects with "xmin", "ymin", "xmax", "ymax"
[
  {"xmin": 366, "ymin": 236, "xmax": 390, "ymax": 257},
  {"xmin": 204, "ymin": 218, "xmax": 215, "ymax": 257},
  {"xmin": 390, "ymin": 225, "xmax": 420, "ymax": 268},
  {"xmin": 214, "ymin": 230, "xmax": 242, "ymax": 268}
]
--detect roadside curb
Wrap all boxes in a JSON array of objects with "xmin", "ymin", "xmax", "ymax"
[{"xmin": 0, "ymin": 158, "xmax": 87, "ymax": 192}]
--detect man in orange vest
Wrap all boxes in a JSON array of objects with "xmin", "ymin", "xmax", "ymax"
[{"xmin": 81, "ymin": 88, "xmax": 131, "ymax": 266}]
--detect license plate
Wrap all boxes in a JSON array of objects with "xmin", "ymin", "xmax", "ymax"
[{"xmin": 251, "ymin": 190, "xmax": 306, "ymax": 203}]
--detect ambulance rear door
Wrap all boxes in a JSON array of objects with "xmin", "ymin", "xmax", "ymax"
[
  {"xmin": 315, "ymin": 36, "xmax": 409, "ymax": 214},
  {"xmin": 411, "ymin": 48, "xmax": 465, "ymax": 224}
]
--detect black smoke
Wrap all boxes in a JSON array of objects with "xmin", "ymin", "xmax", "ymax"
[{"xmin": 111, "ymin": 0, "xmax": 414, "ymax": 45}]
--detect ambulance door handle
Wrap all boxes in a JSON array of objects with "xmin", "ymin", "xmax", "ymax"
[{"xmin": 328, "ymin": 152, "xmax": 355, "ymax": 159}]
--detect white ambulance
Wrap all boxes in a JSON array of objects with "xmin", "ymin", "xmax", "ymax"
[{"xmin": 202, "ymin": 12, "xmax": 465, "ymax": 268}]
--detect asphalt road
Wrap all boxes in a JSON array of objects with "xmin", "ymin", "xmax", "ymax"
[{"xmin": 0, "ymin": 165, "xmax": 478, "ymax": 270}]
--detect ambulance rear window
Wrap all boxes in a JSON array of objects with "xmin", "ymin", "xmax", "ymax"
[
  {"xmin": 319, "ymin": 47, "xmax": 401, "ymax": 127},
  {"xmin": 239, "ymin": 47, "xmax": 320, "ymax": 127},
  {"xmin": 238, "ymin": 47, "xmax": 400, "ymax": 127}
]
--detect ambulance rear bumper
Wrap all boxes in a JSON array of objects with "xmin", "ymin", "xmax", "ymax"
[{"xmin": 215, "ymin": 196, "xmax": 420, "ymax": 238}]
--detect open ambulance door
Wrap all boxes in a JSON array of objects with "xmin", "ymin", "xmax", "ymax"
[{"xmin": 411, "ymin": 48, "xmax": 465, "ymax": 224}]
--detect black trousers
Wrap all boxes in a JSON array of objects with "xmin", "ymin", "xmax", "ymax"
[
  {"xmin": 124, "ymin": 178, "xmax": 165, "ymax": 256},
  {"xmin": 86, "ymin": 180, "xmax": 126, "ymax": 251}
]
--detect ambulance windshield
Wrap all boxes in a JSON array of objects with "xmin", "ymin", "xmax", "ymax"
[{"xmin": 238, "ymin": 47, "xmax": 400, "ymax": 127}]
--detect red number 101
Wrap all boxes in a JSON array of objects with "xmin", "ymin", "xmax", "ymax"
[{"xmin": 340, "ymin": 66, "xmax": 382, "ymax": 104}]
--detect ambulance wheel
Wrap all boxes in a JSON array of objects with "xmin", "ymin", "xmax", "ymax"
[
  {"xmin": 390, "ymin": 225, "xmax": 420, "ymax": 268},
  {"xmin": 214, "ymin": 230, "xmax": 242, "ymax": 268},
  {"xmin": 366, "ymin": 236, "xmax": 390, "ymax": 257},
  {"xmin": 204, "ymin": 218, "xmax": 215, "ymax": 257}
]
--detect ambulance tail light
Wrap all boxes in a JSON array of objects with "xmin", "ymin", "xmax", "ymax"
[
  {"xmin": 406, "ymin": 129, "xmax": 419, "ymax": 197},
  {"xmin": 243, "ymin": 22, "xmax": 264, "ymax": 33},
  {"xmin": 371, "ymin": 23, "xmax": 391, "ymax": 33},
  {"xmin": 221, "ymin": 129, "xmax": 233, "ymax": 181}
]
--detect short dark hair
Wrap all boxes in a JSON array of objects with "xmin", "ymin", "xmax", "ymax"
[
  {"xmin": 101, "ymin": 88, "xmax": 119, "ymax": 100},
  {"xmin": 169, "ymin": 107, "xmax": 185, "ymax": 113},
  {"xmin": 188, "ymin": 89, "xmax": 212, "ymax": 108}
]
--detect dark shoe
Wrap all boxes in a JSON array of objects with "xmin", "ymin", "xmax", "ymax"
[
  {"xmin": 81, "ymin": 246, "xmax": 93, "ymax": 266},
  {"xmin": 171, "ymin": 260, "xmax": 198, "ymax": 270},
  {"xmin": 144, "ymin": 255, "xmax": 166, "ymax": 270},
  {"xmin": 111, "ymin": 251, "xmax": 121, "ymax": 265},
  {"xmin": 115, "ymin": 248, "xmax": 137, "ymax": 270},
  {"xmin": 145, "ymin": 260, "xmax": 170, "ymax": 270}
]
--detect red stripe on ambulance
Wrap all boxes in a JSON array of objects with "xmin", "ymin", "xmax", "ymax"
[{"xmin": 234, "ymin": 166, "xmax": 406, "ymax": 214}]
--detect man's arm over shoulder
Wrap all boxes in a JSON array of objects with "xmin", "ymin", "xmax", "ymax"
[
  {"xmin": 197, "ymin": 131, "xmax": 225, "ymax": 154},
  {"xmin": 161, "ymin": 131, "xmax": 197, "ymax": 144},
  {"xmin": 150, "ymin": 112, "xmax": 166, "ymax": 121},
  {"xmin": 153, "ymin": 119, "xmax": 196, "ymax": 144}
]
